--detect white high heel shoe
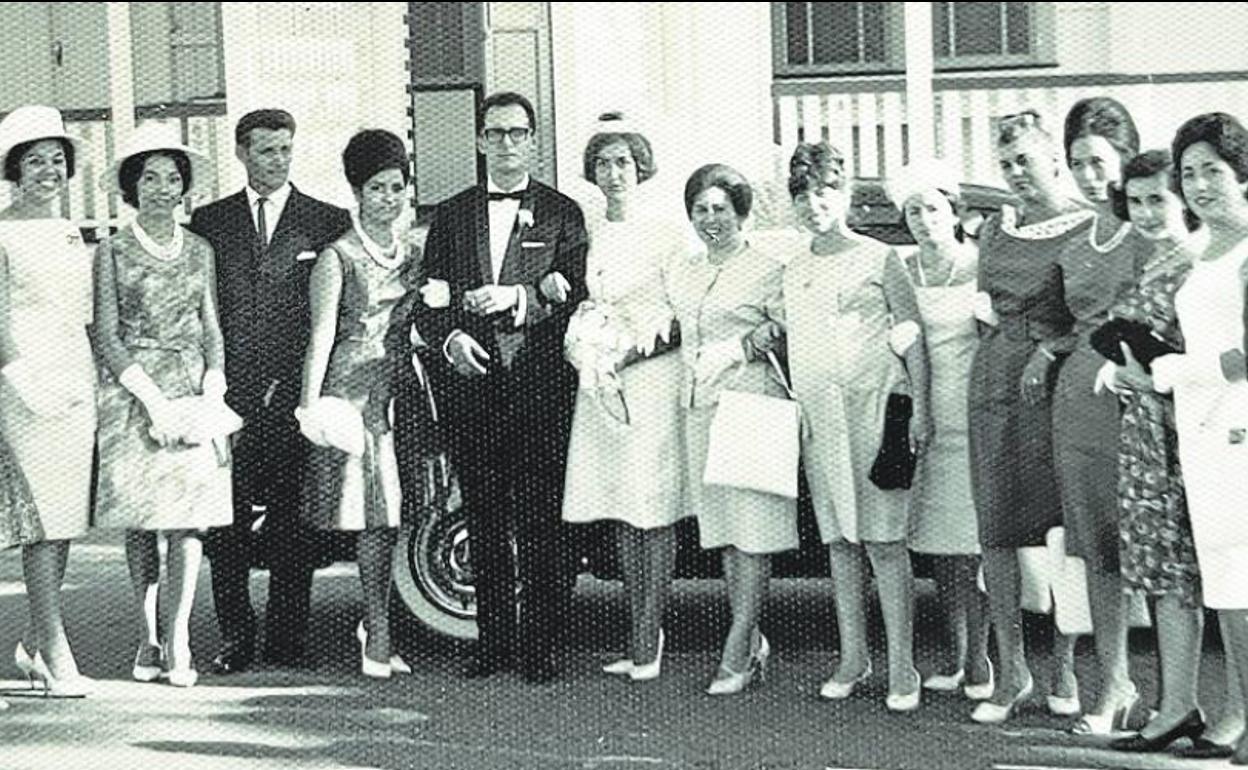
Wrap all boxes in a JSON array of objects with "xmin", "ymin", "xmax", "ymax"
[
  {"xmin": 819, "ymin": 660, "xmax": 873, "ymax": 700},
  {"xmin": 132, "ymin": 643, "xmax": 163, "ymax": 683},
  {"xmin": 31, "ymin": 652, "xmax": 91, "ymax": 698},
  {"xmin": 706, "ymin": 632, "xmax": 769, "ymax": 696},
  {"xmin": 13, "ymin": 641, "xmax": 38, "ymax": 690},
  {"xmin": 161, "ymin": 642, "xmax": 198, "ymax": 688},
  {"xmin": 971, "ymin": 673, "xmax": 1034, "ymax": 724},
  {"xmin": 356, "ymin": 621, "xmax": 392, "ymax": 680},
  {"xmin": 629, "ymin": 629, "xmax": 665, "ymax": 682},
  {"xmin": 886, "ymin": 668, "xmax": 922, "ymax": 713},
  {"xmin": 963, "ymin": 660, "xmax": 995, "ymax": 701}
]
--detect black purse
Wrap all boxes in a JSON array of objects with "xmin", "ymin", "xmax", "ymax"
[
  {"xmin": 869, "ymin": 393, "xmax": 917, "ymax": 491},
  {"xmin": 1089, "ymin": 318, "xmax": 1179, "ymax": 372}
]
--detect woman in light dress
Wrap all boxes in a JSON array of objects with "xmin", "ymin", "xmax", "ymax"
[
  {"xmin": 783, "ymin": 142, "xmax": 930, "ymax": 712},
  {"xmin": 1146, "ymin": 113, "xmax": 1248, "ymax": 760},
  {"xmin": 561, "ymin": 115, "xmax": 687, "ymax": 681},
  {"xmin": 92, "ymin": 126, "xmax": 234, "ymax": 688},
  {"xmin": 665, "ymin": 163, "xmax": 797, "ymax": 695},
  {"xmin": 886, "ymin": 163, "xmax": 992, "ymax": 703},
  {"xmin": 0, "ymin": 106, "xmax": 97, "ymax": 697},
  {"xmin": 298, "ymin": 129, "xmax": 419, "ymax": 679}
]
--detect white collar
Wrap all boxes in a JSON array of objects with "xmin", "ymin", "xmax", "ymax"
[
  {"xmin": 1088, "ymin": 216, "xmax": 1132, "ymax": 253},
  {"xmin": 999, "ymin": 204, "xmax": 1094, "ymax": 240},
  {"xmin": 487, "ymin": 175, "xmax": 530, "ymax": 195},
  {"xmin": 246, "ymin": 182, "xmax": 291, "ymax": 210}
]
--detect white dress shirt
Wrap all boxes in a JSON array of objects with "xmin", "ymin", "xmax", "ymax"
[
  {"xmin": 245, "ymin": 182, "xmax": 292, "ymax": 245},
  {"xmin": 486, "ymin": 175, "xmax": 528, "ymax": 283}
]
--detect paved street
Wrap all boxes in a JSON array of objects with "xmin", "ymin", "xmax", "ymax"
[{"xmin": 0, "ymin": 535, "xmax": 1238, "ymax": 770}]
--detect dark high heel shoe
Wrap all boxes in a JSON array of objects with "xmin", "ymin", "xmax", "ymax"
[{"xmin": 1110, "ymin": 709, "xmax": 1204, "ymax": 753}]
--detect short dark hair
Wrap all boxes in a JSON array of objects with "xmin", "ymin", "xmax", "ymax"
[
  {"xmin": 3, "ymin": 138, "xmax": 76, "ymax": 183},
  {"xmin": 117, "ymin": 149, "xmax": 193, "ymax": 209},
  {"xmin": 996, "ymin": 109, "xmax": 1053, "ymax": 147},
  {"xmin": 1109, "ymin": 150, "xmax": 1170, "ymax": 222},
  {"xmin": 477, "ymin": 92, "xmax": 536, "ymax": 133},
  {"xmin": 1063, "ymin": 97, "xmax": 1140, "ymax": 170},
  {"xmin": 1172, "ymin": 112, "xmax": 1248, "ymax": 215},
  {"xmin": 235, "ymin": 109, "xmax": 296, "ymax": 148},
  {"xmin": 683, "ymin": 164, "xmax": 753, "ymax": 220},
  {"xmin": 582, "ymin": 115, "xmax": 656, "ymax": 184},
  {"xmin": 788, "ymin": 141, "xmax": 847, "ymax": 198}
]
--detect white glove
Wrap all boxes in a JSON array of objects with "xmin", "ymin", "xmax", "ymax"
[
  {"xmin": 693, "ymin": 338, "xmax": 746, "ymax": 384},
  {"xmin": 1092, "ymin": 359, "xmax": 1120, "ymax": 395},
  {"xmin": 972, "ymin": 291, "xmax": 999, "ymax": 327},
  {"xmin": 201, "ymin": 369, "xmax": 227, "ymax": 401},
  {"xmin": 296, "ymin": 397, "xmax": 365, "ymax": 456},
  {"xmin": 119, "ymin": 364, "xmax": 182, "ymax": 446},
  {"xmin": 420, "ymin": 279, "xmax": 451, "ymax": 309},
  {"xmin": 887, "ymin": 320, "xmax": 921, "ymax": 356},
  {"xmin": 2, "ymin": 358, "xmax": 86, "ymax": 417},
  {"xmin": 1150, "ymin": 353, "xmax": 1183, "ymax": 394}
]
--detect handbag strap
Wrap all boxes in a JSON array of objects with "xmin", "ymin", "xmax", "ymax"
[{"xmin": 727, "ymin": 349, "xmax": 795, "ymax": 401}]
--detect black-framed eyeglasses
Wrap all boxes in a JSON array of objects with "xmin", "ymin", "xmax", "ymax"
[{"xmin": 481, "ymin": 127, "xmax": 532, "ymax": 145}]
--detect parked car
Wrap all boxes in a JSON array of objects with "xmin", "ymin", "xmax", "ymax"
[{"xmin": 391, "ymin": 177, "xmax": 1016, "ymax": 640}]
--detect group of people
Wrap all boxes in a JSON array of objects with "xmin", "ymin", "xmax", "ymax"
[{"xmin": 2, "ymin": 89, "xmax": 1248, "ymax": 763}]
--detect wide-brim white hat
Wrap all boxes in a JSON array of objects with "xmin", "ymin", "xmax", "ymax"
[
  {"xmin": 886, "ymin": 159, "xmax": 963, "ymax": 208},
  {"xmin": 0, "ymin": 105, "xmax": 89, "ymax": 173},
  {"xmin": 100, "ymin": 123, "xmax": 213, "ymax": 196}
]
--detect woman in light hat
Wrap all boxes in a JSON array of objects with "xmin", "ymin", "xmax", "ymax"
[
  {"xmin": 92, "ymin": 123, "xmax": 236, "ymax": 687},
  {"xmin": 297, "ymin": 129, "xmax": 419, "ymax": 678},
  {"xmin": 0, "ymin": 105, "xmax": 97, "ymax": 697},
  {"xmin": 885, "ymin": 162, "xmax": 993, "ymax": 702}
]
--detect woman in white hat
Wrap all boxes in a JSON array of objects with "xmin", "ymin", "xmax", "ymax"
[
  {"xmin": 92, "ymin": 124, "xmax": 234, "ymax": 687},
  {"xmin": 885, "ymin": 162, "xmax": 993, "ymax": 702},
  {"xmin": 0, "ymin": 105, "xmax": 96, "ymax": 697}
]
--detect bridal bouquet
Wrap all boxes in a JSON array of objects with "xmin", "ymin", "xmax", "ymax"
[{"xmin": 565, "ymin": 300, "xmax": 636, "ymax": 392}]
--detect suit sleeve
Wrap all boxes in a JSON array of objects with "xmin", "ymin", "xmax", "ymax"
[
  {"xmin": 413, "ymin": 203, "xmax": 462, "ymax": 354},
  {"xmin": 517, "ymin": 199, "xmax": 588, "ymax": 329}
]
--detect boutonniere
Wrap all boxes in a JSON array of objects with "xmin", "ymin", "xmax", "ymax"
[
  {"xmin": 67, "ymin": 232, "xmax": 82, "ymax": 246},
  {"xmin": 517, "ymin": 207, "xmax": 534, "ymax": 230}
]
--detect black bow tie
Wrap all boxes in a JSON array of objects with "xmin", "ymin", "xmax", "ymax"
[{"xmin": 487, "ymin": 191, "xmax": 524, "ymax": 202}]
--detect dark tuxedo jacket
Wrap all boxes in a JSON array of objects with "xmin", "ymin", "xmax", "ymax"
[
  {"xmin": 189, "ymin": 186, "xmax": 351, "ymax": 423},
  {"xmin": 416, "ymin": 180, "xmax": 588, "ymax": 468}
]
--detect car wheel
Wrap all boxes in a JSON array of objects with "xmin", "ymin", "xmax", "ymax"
[{"xmin": 392, "ymin": 470, "xmax": 479, "ymax": 640}]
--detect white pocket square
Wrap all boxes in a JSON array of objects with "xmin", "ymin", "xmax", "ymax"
[
  {"xmin": 520, "ymin": 241, "xmax": 547, "ymax": 249},
  {"xmin": 296, "ymin": 250, "xmax": 319, "ymax": 262}
]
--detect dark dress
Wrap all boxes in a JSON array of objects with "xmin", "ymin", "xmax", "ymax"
[
  {"xmin": 969, "ymin": 206, "xmax": 1094, "ymax": 548},
  {"xmin": 1052, "ymin": 221, "xmax": 1140, "ymax": 573}
]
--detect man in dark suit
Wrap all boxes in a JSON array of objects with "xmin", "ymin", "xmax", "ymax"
[
  {"xmin": 189, "ymin": 109, "xmax": 351, "ymax": 672},
  {"xmin": 415, "ymin": 91, "xmax": 588, "ymax": 682}
]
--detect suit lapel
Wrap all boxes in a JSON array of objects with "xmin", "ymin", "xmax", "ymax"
[
  {"xmin": 497, "ymin": 185, "xmax": 537, "ymax": 285},
  {"xmin": 472, "ymin": 187, "xmax": 493, "ymax": 285}
]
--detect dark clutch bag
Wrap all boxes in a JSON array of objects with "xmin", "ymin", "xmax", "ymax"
[
  {"xmin": 868, "ymin": 393, "xmax": 917, "ymax": 491},
  {"xmin": 1089, "ymin": 318, "xmax": 1180, "ymax": 372}
]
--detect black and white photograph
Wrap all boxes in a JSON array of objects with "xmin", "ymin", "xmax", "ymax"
[{"xmin": 3, "ymin": 2, "xmax": 1248, "ymax": 768}]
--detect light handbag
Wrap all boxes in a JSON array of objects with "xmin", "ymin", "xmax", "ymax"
[{"xmin": 702, "ymin": 351, "xmax": 801, "ymax": 499}]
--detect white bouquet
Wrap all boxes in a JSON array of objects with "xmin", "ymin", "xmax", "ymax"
[{"xmin": 565, "ymin": 300, "xmax": 636, "ymax": 392}]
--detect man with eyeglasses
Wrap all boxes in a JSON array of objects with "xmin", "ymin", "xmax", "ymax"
[{"xmin": 413, "ymin": 91, "xmax": 587, "ymax": 683}]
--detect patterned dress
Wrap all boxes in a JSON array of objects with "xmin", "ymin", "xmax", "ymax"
[
  {"xmin": 0, "ymin": 219, "xmax": 96, "ymax": 540},
  {"xmin": 665, "ymin": 241, "xmax": 798, "ymax": 554},
  {"xmin": 94, "ymin": 226, "xmax": 233, "ymax": 530},
  {"xmin": 302, "ymin": 223, "xmax": 419, "ymax": 531},
  {"xmin": 562, "ymin": 211, "xmax": 688, "ymax": 529},
  {"xmin": 1111, "ymin": 252, "xmax": 1200, "ymax": 606},
  {"xmin": 784, "ymin": 238, "xmax": 917, "ymax": 544},
  {"xmin": 0, "ymin": 429, "xmax": 40, "ymax": 549},
  {"xmin": 969, "ymin": 206, "xmax": 1094, "ymax": 548}
]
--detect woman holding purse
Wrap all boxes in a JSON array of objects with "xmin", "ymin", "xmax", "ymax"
[
  {"xmin": 665, "ymin": 163, "xmax": 797, "ymax": 695},
  {"xmin": 298, "ymin": 129, "xmax": 419, "ymax": 679},
  {"xmin": 93, "ymin": 126, "xmax": 236, "ymax": 687},
  {"xmin": 783, "ymin": 142, "xmax": 930, "ymax": 712}
]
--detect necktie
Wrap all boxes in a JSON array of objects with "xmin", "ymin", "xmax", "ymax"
[
  {"xmin": 256, "ymin": 196, "xmax": 269, "ymax": 248},
  {"xmin": 487, "ymin": 191, "xmax": 523, "ymax": 202}
]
